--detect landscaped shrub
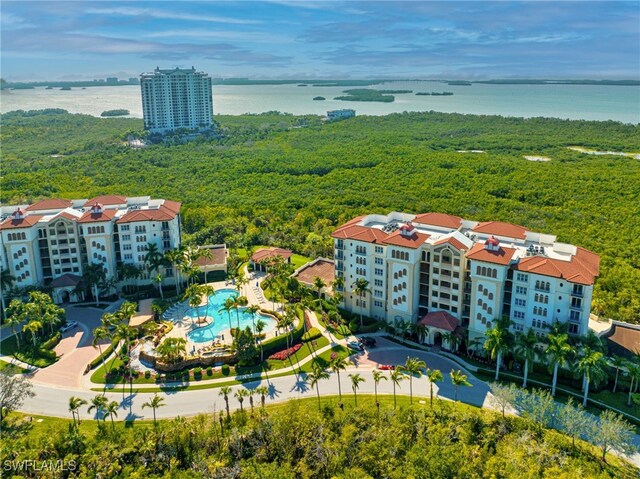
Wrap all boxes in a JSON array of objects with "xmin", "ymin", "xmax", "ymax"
[
  {"xmin": 268, "ymin": 343, "xmax": 302, "ymax": 361},
  {"xmin": 221, "ymin": 364, "xmax": 230, "ymax": 376},
  {"xmin": 194, "ymin": 367, "xmax": 202, "ymax": 380},
  {"xmin": 88, "ymin": 338, "xmax": 119, "ymax": 370},
  {"xmin": 144, "ymin": 370, "xmax": 151, "ymax": 379},
  {"xmin": 41, "ymin": 332, "xmax": 61, "ymax": 350},
  {"xmin": 260, "ymin": 310, "xmax": 305, "ymax": 357},
  {"xmin": 206, "ymin": 367, "xmax": 213, "ymax": 376},
  {"xmin": 359, "ymin": 322, "xmax": 380, "ymax": 333},
  {"xmin": 301, "ymin": 327, "xmax": 322, "ymax": 342},
  {"xmin": 337, "ymin": 325, "xmax": 351, "ymax": 337}
]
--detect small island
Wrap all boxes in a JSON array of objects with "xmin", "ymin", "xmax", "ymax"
[
  {"xmin": 416, "ymin": 91, "xmax": 454, "ymax": 96},
  {"xmin": 100, "ymin": 109, "xmax": 130, "ymax": 117},
  {"xmin": 60, "ymin": 86, "xmax": 71, "ymax": 91},
  {"xmin": 313, "ymin": 96, "xmax": 326, "ymax": 101},
  {"xmin": 334, "ymin": 88, "xmax": 395, "ymax": 102},
  {"xmin": 297, "ymin": 84, "xmax": 308, "ymax": 87},
  {"xmin": 377, "ymin": 89, "xmax": 413, "ymax": 94},
  {"xmin": 447, "ymin": 80, "xmax": 472, "ymax": 86}
]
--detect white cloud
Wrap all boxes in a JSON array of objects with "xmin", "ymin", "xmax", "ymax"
[{"xmin": 85, "ymin": 7, "xmax": 262, "ymax": 25}]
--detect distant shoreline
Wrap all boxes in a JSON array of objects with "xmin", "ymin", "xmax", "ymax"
[{"xmin": 2, "ymin": 78, "xmax": 638, "ymax": 90}]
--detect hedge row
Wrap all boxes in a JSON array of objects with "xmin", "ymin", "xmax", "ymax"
[
  {"xmin": 41, "ymin": 332, "xmax": 61, "ymax": 350},
  {"xmin": 259, "ymin": 307, "xmax": 305, "ymax": 357},
  {"xmin": 301, "ymin": 327, "xmax": 322, "ymax": 342}
]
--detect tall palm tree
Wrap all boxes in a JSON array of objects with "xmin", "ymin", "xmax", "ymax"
[
  {"xmin": 449, "ymin": 369, "xmax": 472, "ymax": 402},
  {"xmin": 219, "ymin": 297, "xmax": 235, "ymax": 331},
  {"xmin": 234, "ymin": 389, "xmax": 248, "ymax": 412},
  {"xmin": 349, "ymin": 373, "xmax": 365, "ymax": 407},
  {"xmin": 426, "ymin": 368, "xmax": 444, "ymax": 408},
  {"xmin": 398, "ymin": 357, "xmax": 426, "ymax": 404},
  {"xmin": 313, "ymin": 276, "xmax": 326, "ymax": 312},
  {"xmin": 372, "ymin": 370, "xmax": 388, "ymax": 409},
  {"xmin": 88, "ymin": 395, "xmax": 108, "ymax": 422},
  {"xmin": 414, "ymin": 324, "xmax": 429, "ymax": 344},
  {"xmin": 1, "ymin": 269, "xmax": 15, "ymax": 314},
  {"xmin": 467, "ymin": 337, "xmax": 483, "ymax": 358},
  {"xmin": 545, "ymin": 332, "xmax": 574, "ymax": 396},
  {"xmin": 351, "ymin": 278, "xmax": 371, "ymax": 327},
  {"xmin": 164, "ymin": 247, "xmax": 186, "ymax": 295},
  {"xmin": 484, "ymin": 317, "xmax": 512, "ymax": 381},
  {"xmin": 330, "ymin": 355, "xmax": 349, "ymax": 402},
  {"xmin": 515, "ymin": 328, "xmax": 538, "ymax": 388},
  {"xmin": 156, "ymin": 337, "xmax": 187, "ymax": 364},
  {"xmin": 247, "ymin": 304, "xmax": 260, "ymax": 334},
  {"xmin": 219, "ymin": 386, "xmax": 232, "ymax": 416},
  {"xmin": 234, "ymin": 295, "xmax": 249, "ymax": 329},
  {"xmin": 331, "ymin": 276, "xmax": 344, "ymax": 293},
  {"xmin": 104, "ymin": 400, "xmax": 119, "ymax": 430},
  {"xmin": 142, "ymin": 394, "xmax": 165, "ymax": 426},
  {"xmin": 306, "ymin": 364, "xmax": 330, "ymax": 411},
  {"xmin": 255, "ymin": 385, "xmax": 269, "ymax": 409},
  {"xmin": 116, "ymin": 301, "xmax": 138, "ymax": 324},
  {"xmin": 255, "ymin": 319, "xmax": 266, "ymax": 361},
  {"xmin": 83, "ymin": 263, "xmax": 106, "ymax": 306},
  {"xmin": 68, "ymin": 396, "xmax": 87, "ymax": 427},
  {"xmin": 92, "ymin": 326, "xmax": 112, "ymax": 372},
  {"xmin": 610, "ymin": 355, "xmax": 626, "ymax": 393},
  {"xmin": 201, "ymin": 284, "xmax": 216, "ymax": 313},
  {"xmin": 185, "ymin": 284, "xmax": 204, "ymax": 324},
  {"xmin": 577, "ymin": 347, "xmax": 608, "ymax": 407},
  {"xmin": 389, "ymin": 369, "xmax": 404, "ymax": 409}
]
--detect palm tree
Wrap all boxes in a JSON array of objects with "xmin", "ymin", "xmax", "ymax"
[
  {"xmin": 398, "ymin": 357, "xmax": 426, "ymax": 404},
  {"xmin": 576, "ymin": 347, "xmax": 608, "ymax": 407},
  {"xmin": 88, "ymin": 395, "xmax": 108, "ymax": 422},
  {"xmin": 5, "ymin": 299, "xmax": 26, "ymax": 348},
  {"xmin": 450, "ymin": 370, "xmax": 472, "ymax": 402},
  {"xmin": 255, "ymin": 385, "xmax": 269, "ymax": 409},
  {"xmin": 234, "ymin": 389, "xmax": 248, "ymax": 412},
  {"xmin": 610, "ymin": 355, "xmax": 626, "ymax": 392},
  {"xmin": 626, "ymin": 362, "xmax": 640, "ymax": 406},
  {"xmin": 104, "ymin": 400, "xmax": 119, "ymax": 430},
  {"xmin": 255, "ymin": 319, "xmax": 266, "ymax": 361},
  {"xmin": 92, "ymin": 326, "xmax": 112, "ymax": 372},
  {"xmin": 515, "ymin": 328, "xmax": 538, "ymax": 388},
  {"xmin": 165, "ymin": 247, "xmax": 186, "ymax": 295},
  {"xmin": 349, "ymin": 373, "xmax": 365, "ymax": 407},
  {"xmin": 331, "ymin": 276, "xmax": 344, "ymax": 293},
  {"xmin": 23, "ymin": 319, "xmax": 42, "ymax": 346},
  {"xmin": 484, "ymin": 317, "xmax": 512, "ymax": 381},
  {"xmin": 1, "ymin": 269, "xmax": 15, "ymax": 314},
  {"xmin": 414, "ymin": 323, "xmax": 429, "ymax": 344},
  {"xmin": 116, "ymin": 301, "xmax": 137, "ymax": 324},
  {"xmin": 372, "ymin": 370, "xmax": 387, "ymax": 409},
  {"xmin": 219, "ymin": 297, "xmax": 235, "ymax": 331},
  {"xmin": 306, "ymin": 364, "xmax": 330, "ymax": 411},
  {"xmin": 545, "ymin": 333, "xmax": 574, "ymax": 396},
  {"xmin": 247, "ymin": 304, "xmax": 260, "ymax": 333},
  {"xmin": 156, "ymin": 337, "xmax": 187, "ymax": 364},
  {"xmin": 313, "ymin": 276, "xmax": 326, "ymax": 312},
  {"xmin": 389, "ymin": 369, "xmax": 404, "ymax": 409},
  {"xmin": 351, "ymin": 278, "xmax": 371, "ymax": 327},
  {"xmin": 185, "ymin": 284, "xmax": 204, "ymax": 324},
  {"xmin": 83, "ymin": 263, "xmax": 106, "ymax": 306},
  {"xmin": 219, "ymin": 386, "xmax": 232, "ymax": 416},
  {"xmin": 142, "ymin": 394, "xmax": 165, "ymax": 426},
  {"xmin": 426, "ymin": 368, "xmax": 444, "ymax": 408},
  {"xmin": 467, "ymin": 337, "xmax": 483, "ymax": 359},
  {"xmin": 234, "ymin": 295, "xmax": 249, "ymax": 329},
  {"xmin": 201, "ymin": 284, "xmax": 216, "ymax": 312},
  {"xmin": 68, "ymin": 396, "xmax": 87, "ymax": 427},
  {"xmin": 330, "ymin": 355, "xmax": 349, "ymax": 402}
]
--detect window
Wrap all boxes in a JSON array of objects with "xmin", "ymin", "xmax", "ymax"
[
  {"xmin": 120, "ymin": 225, "xmax": 130, "ymax": 232},
  {"xmin": 374, "ymin": 279, "xmax": 383, "ymax": 287},
  {"xmin": 517, "ymin": 273, "xmax": 528, "ymax": 282},
  {"xmin": 375, "ymin": 246, "xmax": 383, "ymax": 254},
  {"xmin": 375, "ymin": 257, "xmax": 383, "ymax": 265},
  {"xmin": 374, "ymin": 290, "xmax": 383, "ymax": 298},
  {"xmin": 122, "ymin": 235, "xmax": 130, "ymax": 241},
  {"xmin": 375, "ymin": 268, "xmax": 383, "ymax": 276},
  {"xmin": 515, "ymin": 298, "xmax": 526, "ymax": 307},
  {"xmin": 516, "ymin": 286, "xmax": 527, "ymax": 295},
  {"xmin": 513, "ymin": 310, "xmax": 525, "ymax": 320}
]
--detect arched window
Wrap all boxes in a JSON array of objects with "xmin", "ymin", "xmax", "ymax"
[
  {"xmin": 476, "ymin": 266, "xmax": 481, "ymax": 275},
  {"xmin": 393, "ymin": 299, "xmax": 398, "ymax": 305},
  {"xmin": 478, "ymin": 284, "xmax": 483, "ymax": 292},
  {"xmin": 491, "ymin": 269, "xmax": 497, "ymax": 278},
  {"xmin": 481, "ymin": 266, "xmax": 487, "ymax": 276},
  {"xmin": 21, "ymin": 247, "xmax": 26, "ymax": 253},
  {"xmin": 488, "ymin": 293, "xmax": 493, "ymax": 300},
  {"xmin": 477, "ymin": 299, "xmax": 482, "ymax": 306},
  {"xmin": 393, "ymin": 286, "xmax": 398, "ymax": 292},
  {"xmin": 394, "ymin": 272, "xmax": 398, "ymax": 279},
  {"xmin": 487, "ymin": 307, "xmax": 492, "ymax": 315},
  {"xmin": 482, "ymin": 303, "xmax": 487, "ymax": 311},
  {"xmin": 402, "ymin": 295, "xmax": 406, "ymax": 302},
  {"xmin": 483, "ymin": 288, "xmax": 488, "ymax": 296},
  {"xmin": 477, "ymin": 313, "xmax": 482, "ymax": 320},
  {"xmin": 403, "ymin": 282, "xmax": 407, "ymax": 289}
]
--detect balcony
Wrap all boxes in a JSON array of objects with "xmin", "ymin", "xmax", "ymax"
[
  {"xmin": 335, "ymin": 252, "xmax": 344, "ymax": 261},
  {"xmin": 535, "ymin": 286, "xmax": 551, "ymax": 293},
  {"xmin": 571, "ymin": 289, "xmax": 584, "ymax": 298}
]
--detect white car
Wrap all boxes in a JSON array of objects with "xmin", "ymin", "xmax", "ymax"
[
  {"xmin": 347, "ymin": 340, "xmax": 364, "ymax": 351},
  {"xmin": 60, "ymin": 321, "xmax": 78, "ymax": 333}
]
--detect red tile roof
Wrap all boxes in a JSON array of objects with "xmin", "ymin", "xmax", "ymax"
[
  {"xmin": 466, "ymin": 242, "xmax": 517, "ymax": 265},
  {"xmin": 251, "ymin": 247, "xmax": 293, "ymax": 263},
  {"xmin": 418, "ymin": 311, "xmax": 459, "ymax": 332},
  {"xmin": 78, "ymin": 209, "xmax": 118, "ymax": 223},
  {"xmin": 331, "ymin": 224, "xmax": 389, "ymax": 244},
  {"xmin": 413, "ymin": 212, "xmax": 463, "ymax": 229},
  {"xmin": 0, "ymin": 214, "xmax": 44, "ymax": 230},
  {"xmin": 26, "ymin": 199, "xmax": 72, "ymax": 211},
  {"xmin": 433, "ymin": 236, "xmax": 468, "ymax": 251},
  {"xmin": 49, "ymin": 273, "xmax": 83, "ymax": 288},
  {"xmin": 116, "ymin": 204, "xmax": 180, "ymax": 223},
  {"xmin": 293, "ymin": 259, "xmax": 335, "ymax": 286},
  {"xmin": 472, "ymin": 221, "xmax": 528, "ymax": 240},
  {"xmin": 84, "ymin": 195, "xmax": 127, "ymax": 207},
  {"xmin": 50, "ymin": 211, "xmax": 80, "ymax": 222},
  {"xmin": 515, "ymin": 253, "xmax": 598, "ymax": 285},
  {"xmin": 161, "ymin": 199, "xmax": 181, "ymax": 214},
  {"xmin": 382, "ymin": 229, "xmax": 430, "ymax": 249},
  {"xmin": 195, "ymin": 245, "xmax": 227, "ymax": 267}
]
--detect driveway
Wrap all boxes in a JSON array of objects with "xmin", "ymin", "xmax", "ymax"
[{"xmin": 31, "ymin": 306, "xmax": 107, "ymax": 388}]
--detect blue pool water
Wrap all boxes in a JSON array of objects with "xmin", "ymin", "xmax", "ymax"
[{"xmin": 184, "ymin": 289, "xmax": 277, "ymax": 344}]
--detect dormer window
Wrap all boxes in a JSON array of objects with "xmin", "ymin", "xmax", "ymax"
[
  {"xmin": 12, "ymin": 209, "xmax": 25, "ymax": 220},
  {"xmin": 484, "ymin": 236, "xmax": 500, "ymax": 252},
  {"xmin": 90, "ymin": 202, "xmax": 103, "ymax": 215},
  {"xmin": 399, "ymin": 222, "xmax": 416, "ymax": 238}
]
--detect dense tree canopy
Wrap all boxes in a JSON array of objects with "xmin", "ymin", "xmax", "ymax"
[{"xmin": 1, "ymin": 110, "xmax": 639, "ymax": 322}]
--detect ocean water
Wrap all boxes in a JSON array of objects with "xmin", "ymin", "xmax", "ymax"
[{"xmin": 1, "ymin": 81, "xmax": 638, "ymax": 123}]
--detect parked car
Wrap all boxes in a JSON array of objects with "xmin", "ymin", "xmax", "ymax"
[
  {"xmin": 359, "ymin": 336, "xmax": 376, "ymax": 348},
  {"xmin": 60, "ymin": 320, "xmax": 78, "ymax": 333},
  {"xmin": 347, "ymin": 340, "xmax": 364, "ymax": 351},
  {"xmin": 378, "ymin": 364, "xmax": 395, "ymax": 371}
]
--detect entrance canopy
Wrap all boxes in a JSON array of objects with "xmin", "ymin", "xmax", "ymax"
[{"xmin": 418, "ymin": 311, "xmax": 458, "ymax": 332}]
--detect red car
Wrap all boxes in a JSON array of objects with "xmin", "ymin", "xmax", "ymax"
[{"xmin": 378, "ymin": 364, "xmax": 395, "ymax": 371}]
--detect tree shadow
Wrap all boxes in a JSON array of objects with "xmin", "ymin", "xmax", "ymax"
[{"xmin": 291, "ymin": 376, "xmax": 309, "ymax": 394}]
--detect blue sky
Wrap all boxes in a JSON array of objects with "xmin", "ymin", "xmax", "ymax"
[{"xmin": 1, "ymin": 1, "xmax": 639, "ymax": 81}]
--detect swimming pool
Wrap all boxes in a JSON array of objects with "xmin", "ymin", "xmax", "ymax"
[{"xmin": 184, "ymin": 289, "xmax": 278, "ymax": 344}]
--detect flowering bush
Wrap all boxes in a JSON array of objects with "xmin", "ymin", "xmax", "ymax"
[{"xmin": 268, "ymin": 343, "xmax": 302, "ymax": 361}]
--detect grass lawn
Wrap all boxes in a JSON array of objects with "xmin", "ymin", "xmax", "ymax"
[
  {"xmin": 290, "ymin": 253, "xmax": 311, "ymax": 270},
  {"xmin": 0, "ymin": 334, "xmax": 58, "ymax": 368},
  {"xmin": 0, "ymin": 359, "xmax": 28, "ymax": 374}
]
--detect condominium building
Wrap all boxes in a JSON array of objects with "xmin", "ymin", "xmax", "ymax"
[
  {"xmin": 332, "ymin": 212, "xmax": 599, "ymax": 345},
  {"xmin": 140, "ymin": 67, "xmax": 214, "ymax": 133},
  {"xmin": 0, "ymin": 196, "xmax": 181, "ymax": 304}
]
